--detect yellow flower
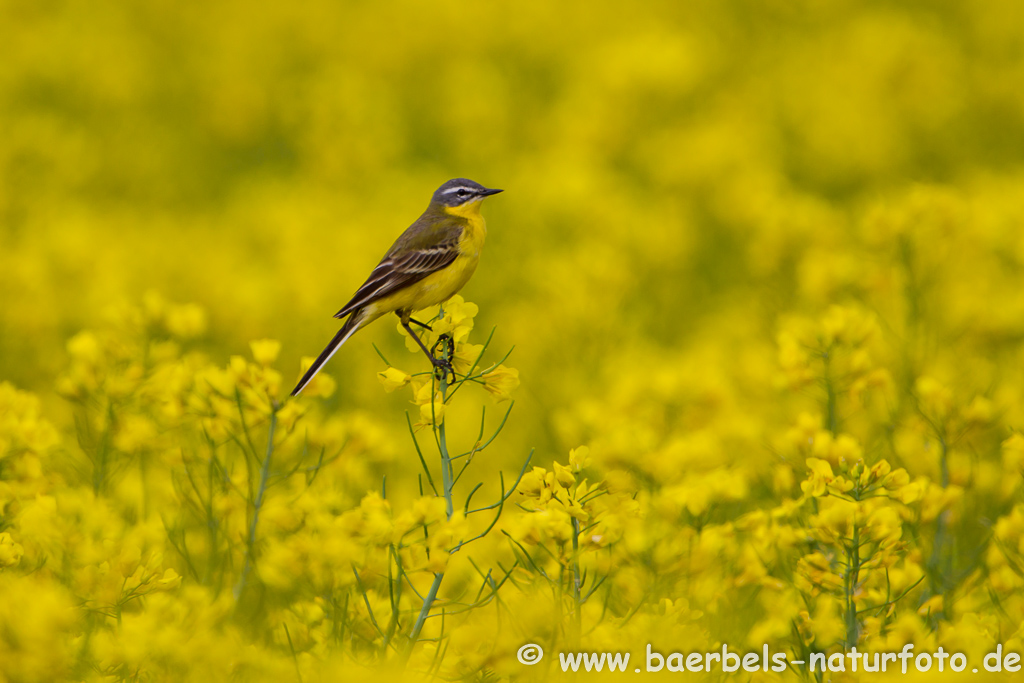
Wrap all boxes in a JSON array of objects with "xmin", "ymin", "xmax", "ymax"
[
  {"xmin": 249, "ymin": 339, "xmax": 281, "ymax": 366},
  {"xmin": 195, "ymin": 365, "xmax": 235, "ymax": 398},
  {"xmin": 409, "ymin": 496, "xmax": 448, "ymax": 526},
  {"xmin": 801, "ymin": 457, "xmax": 835, "ymax": 497},
  {"xmin": 552, "ymin": 461, "xmax": 576, "ymax": 488},
  {"xmin": 563, "ymin": 496, "xmax": 589, "ymax": 522},
  {"xmin": 0, "ymin": 532, "xmax": 24, "ymax": 568},
  {"xmin": 276, "ymin": 399, "xmax": 306, "ymax": 432},
  {"xmin": 896, "ymin": 477, "xmax": 926, "ymax": 504},
  {"xmin": 796, "ymin": 551, "xmax": 843, "ymax": 595},
  {"xmin": 434, "ymin": 295, "xmax": 479, "ymax": 343},
  {"xmin": 355, "ymin": 492, "xmax": 394, "ymax": 546},
  {"xmin": 918, "ymin": 595, "xmax": 943, "ymax": 617},
  {"xmin": 860, "ymin": 459, "xmax": 891, "ymax": 486},
  {"xmin": 66, "ymin": 331, "xmax": 102, "ymax": 365},
  {"xmin": 849, "ymin": 367, "xmax": 894, "ymax": 402},
  {"xmin": 964, "ymin": 395, "xmax": 993, "ymax": 423},
  {"xmin": 164, "ymin": 303, "xmax": 207, "ymax": 338},
  {"xmin": 809, "ymin": 431, "xmax": 862, "ymax": 467},
  {"xmin": 783, "ymin": 411, "xmax": 821, "ymax": 453},
  {"xmin": 453, "ymin": 342, "xmax": 484, "ymax": 374},
  {"xmin": 920, "ymin": 483, "xmax": 964, "ymax": 522},
  {"xmin": 881, "ymin": 467, "xmax": 910, "ymax": 491},
  {"xmin": 517, "ymin": 467, "xmax": 553, "ymax": 502},
  {"xmin": 810, "ymin": 496, "xmax": 858, "ymax": 541},
  {"xmin": 866, "ymin": 505, "xmax": 902, "ymax": 545},
  {"xmin": 154, "ymin": 568, "xmax": 182, "ymax": 592},
  {"xmin": 377, "ymin": 366, "xmax": 412, "ymax": 393},
  {"xmin": 113, "ymin": 415, "xmax": 157, "ymax": 453},
  {"xmin": 482, "ymin": 365, "xmax": 519, "ymax": 402},
  {"xmin": 397, "ymin": 296, "xmax": 479, "ymax": 354},
  {"xmin": 425, "ymin": 512, "xmax": 469, "ymax": 571},
  {"xmin": 808, "ymin": 596, "xmax": 845, "ymax": 647},
  {"xmin": 915, "ymin": 376, "xmax": 953, "ymax": 420},
  {"xmin": 831, "ymin": 434, "xmax": 862, "ymax": 464},
  {"xmin": 294, "ymin": 356, "xmax": 336, "ymax": 398},
  {"xmin": 777, "ymin": 329, "xmax": 813, "ymax": 389},
  {"xmin": 569, "ymin": 445, "xmax": 592, "ymax": 471},
  {"xmin": 115, "ymin": 544, "xmax": 142, "ymax": 578},
  {"xmin": 0, "ymin": 575, "xmax": 77, "ymax": 679},
  {"xmin": 410, "ymin": 380, "xmax": 445, "ymax": 428},
  {"xmin": 820, "ymin": 305, "xmax": 877, "ymax": 347},
  {"xmin": 416, "ymin": 400, "xmax": 445, "ymax": 429},
  {"xmin": 410, "ymin": 378, "xmax": 433, "ymax": 406},
  {"xmin": 1003, "ymin": 433, "xmax": 1024, "ymax": 473}
]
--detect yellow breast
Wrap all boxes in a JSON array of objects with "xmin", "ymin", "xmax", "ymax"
[
  {"xmin": 368, "ymin": 205, "xmax": 487, "ymax": 317},
  {"xmin": 451, "ymin": 204, "xmax": 487, "ymax": 261}
]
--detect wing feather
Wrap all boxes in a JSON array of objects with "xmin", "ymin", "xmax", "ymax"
[{"xmin": 333, "ymin": 234, "xmax": 461, "ymax": 319}]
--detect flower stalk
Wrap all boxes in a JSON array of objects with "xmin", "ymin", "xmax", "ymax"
[
  {"xmin": 234, "ymin": 405, "xmax": 278, "ymax": 601},
  {"xmin": 405, "ymin": 369, "xmax": 454, "ymax": 655}
]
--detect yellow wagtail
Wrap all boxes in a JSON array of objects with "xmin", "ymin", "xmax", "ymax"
[{"xmin": 291, "ymin": 178, "xmax": 503, "ymax": 396}]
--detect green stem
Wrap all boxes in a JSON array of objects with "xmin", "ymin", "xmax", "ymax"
[
  {"xmin": 93, "ymin": 403, "xmax": 115, "ymax": 495},
  {"xmin": 938, "ymin": 433, "xmax": 949, "ymax": 488},
  {"xmin": 234, "ymin": 409, "xmax": 277, "ymax": 601},
  {"xmin": 205, "ymin": 448, "xmax": 217, "ymax": 585},
  {"xmin": 570, "ymin": 516, "xmax": 582, "ymax": 646},
  {"xmin": 845, "ymin": 522, "xmax": 860, "ymax": 648},
  {"xmin": 407, "ymin": 572, "xmax": 444, "ymax": 648},
  {"xmin": 437, "ymin": 378, "xmax": 454, "ymax": 521},
  {"xmin": 404, "ymin": 353, "xmax": 455, "ymax": 662}
]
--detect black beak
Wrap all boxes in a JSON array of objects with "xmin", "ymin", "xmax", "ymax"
[{"xmin": 481, "ymin": 188, "xmax": 504, "ymax": 197}]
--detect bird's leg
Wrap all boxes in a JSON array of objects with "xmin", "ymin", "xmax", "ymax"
[
  {"xmin": 400, "ymin": 318, "xmax": 454, "ymax": 382},
  {"xmin": 395, "ymin": 312, "xmax": 433, "ymax": 331}
]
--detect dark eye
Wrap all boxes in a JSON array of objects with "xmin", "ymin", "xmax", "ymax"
[{"xmin": 457, "ymin": 189, "xmax": 469, "ymax": 196}]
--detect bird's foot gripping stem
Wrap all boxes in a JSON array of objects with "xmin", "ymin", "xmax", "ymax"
[
  {"xmin": 430, "ymin": 333, "xmax": 456, "ymax": 383},
  {"xmin": 400, "ymin": 314, "xmax": 456, "ymax": 383}
]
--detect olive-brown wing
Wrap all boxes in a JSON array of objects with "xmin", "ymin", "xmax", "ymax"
[{"xmin": 333, "ymin": 236, "xmax": 462, "ymax": 319}]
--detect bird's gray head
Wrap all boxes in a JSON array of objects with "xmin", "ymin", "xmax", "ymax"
[{"xmin": 431, "ymin": 178, "xmax": 503, "ymax": 207}]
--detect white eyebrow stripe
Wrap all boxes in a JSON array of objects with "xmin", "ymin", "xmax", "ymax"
[{"xmin": 442, "ymin": 186, "xmax": 473, "ymax": 194}]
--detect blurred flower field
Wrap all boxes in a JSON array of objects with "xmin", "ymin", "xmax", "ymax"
[{"xmin": 4, "ymin": 0, "xmax": 1024, "ymax": 680}]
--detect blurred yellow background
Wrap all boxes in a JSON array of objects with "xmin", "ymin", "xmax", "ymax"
[
  {"xmin": 5, "ymin": 0, "xmax": 1022, "ymax": 406},
  {"xmin": 4, "ymin": 0, "xmax": 1024, "ymax": 680}
]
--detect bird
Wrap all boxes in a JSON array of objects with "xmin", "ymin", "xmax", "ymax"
[{"xmin": 290, "ymin": 178, "xmax": 503, "ymax": 396}]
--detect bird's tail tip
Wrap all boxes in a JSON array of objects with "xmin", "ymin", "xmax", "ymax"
[{"xmin": 289, "ymin": 311, "xmax": 367, "ymax": 398}]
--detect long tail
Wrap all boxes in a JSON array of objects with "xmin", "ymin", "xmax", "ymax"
[{"xmin": 291, "ymin": 309, "xmax": 368, "ymax": 396}]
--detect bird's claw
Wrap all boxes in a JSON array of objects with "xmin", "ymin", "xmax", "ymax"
[
  {"xmin": 430, "ymin": 333, "xmax": 456, "ymax": 382},
  {"xmin": 431, "ymin": 357, "xmax": 455, "ymax": 383},
  {"xmin": 431, "ymin": 333, "xmax": 455, "ymax": 359}
]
